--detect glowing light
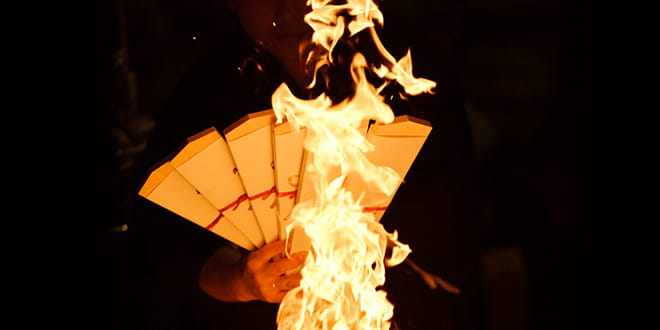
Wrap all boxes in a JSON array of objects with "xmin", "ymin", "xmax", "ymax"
[{"xmin": 273, "ymin": 1, "xmax": 436, "ymax": 329}]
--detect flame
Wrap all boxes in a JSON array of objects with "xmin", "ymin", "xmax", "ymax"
[{"xmin": 272, "ymin": 1, "xmax": 436, "ymax": 329}]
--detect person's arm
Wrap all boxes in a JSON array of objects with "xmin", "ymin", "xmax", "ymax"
[{"xmin": 199, "ymin": 239, "xmax": 308, "ymax": 303}]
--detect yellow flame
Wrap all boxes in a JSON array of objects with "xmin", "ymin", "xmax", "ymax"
[{"xmin": 273, "ymin": 1, "xmax": 435, "ymax": 329}]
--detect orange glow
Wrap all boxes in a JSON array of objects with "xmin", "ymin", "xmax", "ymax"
[{"xmin": 273, "ymin": 1, "xmax": 436, "ymax": 329}]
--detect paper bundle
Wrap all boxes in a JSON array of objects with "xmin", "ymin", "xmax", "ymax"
[{"xmin": 138, "ymin": 110, "xmax": 431, "ymax": 251}]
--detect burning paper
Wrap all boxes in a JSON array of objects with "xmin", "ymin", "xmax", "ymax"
[
  {"xmin": 273, "ymin": 1, "xmax": 437, "ymax": 328},
  {"xmin": 344, "ymin": 115, "xmax": 432, "ymax": 222},
  {"xmin": 272, "ymin": 120, "xmax": 306, "ymax": 239},
  {"xmin": 285, "ymin": 115, "xmax": 431, "ymax": 256},
  {"xmin": 295, "ymin": 119, "xmax": 370, "ymax": 206},
  {"xmin": 137, "ymin": 0, "xmax": 438, "ymax": 327}
]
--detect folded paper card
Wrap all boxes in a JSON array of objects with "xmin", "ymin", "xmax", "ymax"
[
  {"xmin": 344, "ymin": 115, "xmax": 432, "ymax": 221},
  {"xmin": 170, "ymin": 127, "xmax": 265, "ymax": 247},
  {"xmin": 272, "ymin": 120, "xmax": 306, "ymax": 239},
  {"xmin": 224, "ymin": 109, "xmax": 281, "ymax": 244},
  {"xmin": 138, "ymin": 161, "xmax": 256, "ymax": 250}
]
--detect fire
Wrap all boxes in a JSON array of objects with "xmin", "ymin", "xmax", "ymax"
[{"xmin": 272, "ymin": 1, "xmax": 436, "ymax": 329}]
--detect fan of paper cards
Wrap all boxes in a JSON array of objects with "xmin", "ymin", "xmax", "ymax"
[{"xmin": 138, "ymin": 108, "xmax": 431, "ymax": 254}]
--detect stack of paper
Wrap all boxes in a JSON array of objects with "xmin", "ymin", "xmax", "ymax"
[{"xmin": 138, "ymin": 111, "xmax": 431, "ymax": 252}]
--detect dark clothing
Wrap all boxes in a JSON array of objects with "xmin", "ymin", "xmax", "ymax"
[{"xmin": 127, "ymin": 19, "xmax": 484, "ymax": 330}]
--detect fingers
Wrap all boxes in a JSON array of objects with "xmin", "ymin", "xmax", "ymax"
[
  {"xmin": 268, "ymin": 251, "xmax": 307, "ymax": 275},
  {"xmin": 242, "ymin": 240, "xmax": 309, "ymax": 303},
  {"xmin": 274, "ymin": 273, "xmax": 303, "ymax": 291},
  {"xmin": 265, "ymin": 273, "xmax": 303, "ymax": 303},
  {"xmin": 249, "ymin": 240, "xmax": 287, "ymax": 265}
]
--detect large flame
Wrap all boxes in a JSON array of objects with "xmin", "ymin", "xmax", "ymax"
[{"xmin": 273, "ymin": 1, "xmax": 436, "ymax": 329}]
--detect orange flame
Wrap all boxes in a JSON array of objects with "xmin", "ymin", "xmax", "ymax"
[{"xmin": 273, "ymin": 1, "xmax": 436, "ymax": 329}]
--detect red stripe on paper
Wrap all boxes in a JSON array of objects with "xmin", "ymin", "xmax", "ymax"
[
  {"xmin": 248, "ymin": 186, "xmax": 277, "ymax": 201},
  {"xmin": 362, "ymin": 206, "xmax": 388, "ymax": 213},
  {"xmin": 277, "ymin": 190, "xmax": 297, "ymax": 199},
  {"xmin": 205, "ymin": 193, "xmax": 249, "ymax": 230}
]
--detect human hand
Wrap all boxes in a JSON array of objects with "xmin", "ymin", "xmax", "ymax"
[{"xmin": 239, "ymin": 239, "xmax": 308, "ymax": 303}]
